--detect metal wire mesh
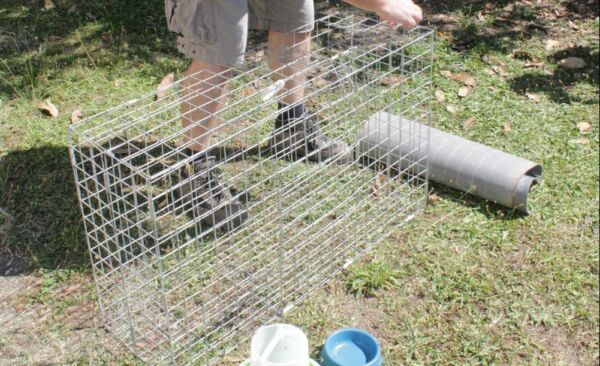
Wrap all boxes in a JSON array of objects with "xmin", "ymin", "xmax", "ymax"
[{"xmin": 68, "ymin": 14, "xmax": 434, "ymax": 365}]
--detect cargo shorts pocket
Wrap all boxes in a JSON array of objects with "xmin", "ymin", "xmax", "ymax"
[{"xmin": 165, "ymin": 0, "xmax": 217, "ymax": 44}]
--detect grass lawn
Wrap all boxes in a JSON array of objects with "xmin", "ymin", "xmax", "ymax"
[{"xmin": 0, "ymin": 0, "xmax": 598, "ymax": 365}]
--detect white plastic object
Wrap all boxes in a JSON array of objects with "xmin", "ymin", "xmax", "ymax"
[
  {"xmin": 260, "ymin": 79, "xmax": 286, "ymax": 101},
  {"xmin": 249, "ymin": 324, "xmax": 309, "ymax": 366}
]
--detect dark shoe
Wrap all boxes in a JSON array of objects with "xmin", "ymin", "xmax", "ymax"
[
  {"xmin": 174, "ymin": 157, "xmax": 248, "ymax": 229},
  {"xmin": 270, "ymin": 111, "xmax": 352, "ymax": 163}
]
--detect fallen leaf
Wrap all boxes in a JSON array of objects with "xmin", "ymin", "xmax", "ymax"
[
  {"xmin": 113, "ymin": 79, "xmax": 123, "ymax": 87},
  {"xmin": 427, "ymin": 192, "xmax": 439, "ymax": 205},
  {"xmin": 544, "ymin": 39, "xmax": 560, "ymax": 51},
  {"xmin": 503, "ymin": 121, "xmax": 512, "ymax": 133},
  {"xmin": 491, "ymin": 65, "xmax": 509, "ymax": 77},
  {"xmin": 440, "ymin": 70, "xmax": 453, "ymax": 78},
  {"xmin": 67, "ymin": 4, "xmax": 78, "ymax": 15},
  {"xmin": 568, "ymin": 20, "xmax": 580, "ymax": 30},
  {"xmin": 512, "ymin": 49, "xmax": 533, "ymax": 60},
  {"xmin": 43, "ymin": 0, "xmax": 56, "ymax": 11},
  {"xmin": 569, "ymin": 138, "xmax": 589, "ymax": 145},
  {"xmin": 446, "ymin": 104, "xmax": 458, "ymax": 114},
  {"xmin": 373, "ymin": 173, "xmax": 387, "ymax": 196},
  {"xmin": 484, "ymin": 2, "xmax": 496, "ymax": 11},
  {"xmin": 61, "ymin": 284, "xmax": 82, "ymax": 297},
  {"xmin": 70, "ymin": 109, "xmax": 82, "ymax": 123},
  {"xmin": 240, "ymin": 87, "xmax": 254, "ymax": 97},
  {"xmin": 463, "ymin": 117, "xmax": 477, "ymax": 130},
  {"xmin": 524, "ymin": 61, "xmax": 546, "ymax": 68},
  {"xmin": 526, "ymin": 93, "xmax": 540, "ymax": 102},
  {"xmin": 450, "ymin": 72, "xmax": 476, "ymax": 87},
  {"xmin": 38, "ymin": 99, "xmax": 59, "ymax": 117},
  {"xmin": 477, "ymin": 11, "xmax": 485, "ymax": 21},
  {"xmin": 315, "ymin": 78, "xmax": 330, "ymax": 88},
  {"xmin": 155, "ymin": 72, "xmax": 175, "ymax": 99},
  {"xmin": 434, "ymin": 89, "xmax": 446, "ymax": 103},
  {"xmin": 428, "ymin": 14, "xmax": 450, "ymax": 23},
  {"xmin": 553, "ymin": 8, "xmax": 568, "ymax": 18},
  {"xmin": 458, "ymin": 86, "xmax": 470, "ymax": 97},
  {"xmin": 559, "ymin": 57, "xmax": 586, "ymax": 69},
  {"xmin": 577, "ymin": 122, "xmax": 592, "ymax": 133},
  {"xmin": 463, "ymin": 75, "xmax": 477, "ymax": 87},
  {"xmin": 380, "ymin": 75, "xmax": 406, "ymax": 87}
]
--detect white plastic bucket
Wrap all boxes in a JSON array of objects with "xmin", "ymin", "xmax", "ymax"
[{"xmin": 249, "ymin": 324, "xmax": 309, "ymax": 366}]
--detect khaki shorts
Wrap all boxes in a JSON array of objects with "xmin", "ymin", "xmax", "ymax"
[{"xmin": 165, "ymin": 0, "xmax": 314, "ymax": 66}]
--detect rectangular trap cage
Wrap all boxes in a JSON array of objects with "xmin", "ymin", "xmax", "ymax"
[{"xmin": 69, "ymin": 14, "xmax": 434, "ymax": 365}]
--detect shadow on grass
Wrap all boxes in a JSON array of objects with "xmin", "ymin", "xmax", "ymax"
[
  {"xmin": 422, "ymin": 0, "xmax": 598, "ymax": 54},
  {"xmin": 430, "ymin": 182, "xmax": 529, "ymax": 221},
  {"xmin": 509, "ymin": 46, "xmax": 600, "ymax": 104},
  {"xmin": 0, "ymin": 146, "xmax": 86, "ymax": 275},
  {"xmin": 0, "ymin": 0, "xmax": 177, "ymax": 98}
]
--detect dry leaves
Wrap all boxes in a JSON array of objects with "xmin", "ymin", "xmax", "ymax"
[
  {"xmin": 446, "ymin": 104, "xmax": 458, "ymax": 114},
  {"xmin": 503, "ymin": 121, "xmax": 512, "ymax": 133},
  {"xmin": 434, "ymin": 89, "xmax": 446, "ymax": 103},
  {"xmin": 463, "ymin": 117, "xmax": 477, "ymax": 130},
  {"xmin": 240, "ymin": 87, "xmax": 254, "ymax": 97},
  {"xmin": 254, "ymin": 50, "xmax": 265, "ymax": 61},
  {"xmin": 155, "ymin": 73, "xmax": 175, "ymax": 100},
  {"xmin": 452, "ymin": 73, "xmax": 476, "ymax": 87},
  {"xmin": 524, "ymin": 61, "xmax": 546, "ymax": 68},
  {"xmin": 570, "ymin": 138, "xmax": 589, "ymax": 145},
  {"xmin": 113, "ymin": 79, "xmax": 123, "ymax": 87},
  {"xmin": 458, "ymin": 86, "xmax": 470, "ymax": 98},
  {"xmin": 38, "ymin": 99, "xmax": 59, "ymax": 117},
  {"xmin": 443, "ymin": 71, "xmax": 477, "ymax": 87},
  {"xmin": 511, "ymin": 49, "xmax": 533, "ymax": 61},
  {"xmin": 526, "ymin": 93, "xmax": 540, "ymax": 102},
  {"xmin": 577, "ymin": 122, "xmax": 592, "ymax": 133},
  {"xmin": 427, "ymin": 192, "xmax": 439, "ymax": 205},
  {"xmin": 380, "ymin": 75, "xmax": 406, "ymax": 87},
  {"xmin": 544, "ymin": 39, "xmax": 560, "ymax": 51},
  {"xmin": 491, "ymin": 65, "xmax": 509, "ymax": 77},
  {"xmin": 559, "ymin": 57, "xmax": 586, "ymax": 69},
  {"xmin": 70, "ymin": 109, "xmax": 82, "ymax": 124},
  {"xmin": 43, "ymin": 0, "xmax": 56, "ymax": 11},
  {"xmin": 568, "ymin": 20, "xmax": 580, "ymax": 31},
  {"xmin": 314, "ymin": 78, "xmax": 330, "ymax": 88},
  {"xmin": 373, "ymin": 173, "xmax": 387, "ymax": 197}
]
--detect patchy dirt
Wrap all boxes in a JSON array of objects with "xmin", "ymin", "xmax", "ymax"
[
  {"xmin": 525, "ymin": 324, "xmax": 598, "ymax": 365},
  {"xmin": 0, "ymin": 275, "xmax": 131, "ymax": 365}
]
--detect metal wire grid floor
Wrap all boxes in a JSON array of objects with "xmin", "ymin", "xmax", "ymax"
[{"xmin": 68, "ymin": 14, "xmax": 433, "ymax": 365}]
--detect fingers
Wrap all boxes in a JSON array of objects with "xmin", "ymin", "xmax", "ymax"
[
  {"xmin": 412, "ymin": 4, "xmax": 423, "ymax": 24},
  {"xmin": 381, "ymin": 1, "xmax": 423, "ymax": 29}
]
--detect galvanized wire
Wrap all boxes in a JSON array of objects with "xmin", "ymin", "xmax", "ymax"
[{"xmin": 68, "ymin": 13, "xmax": 434, "ymax": 365}]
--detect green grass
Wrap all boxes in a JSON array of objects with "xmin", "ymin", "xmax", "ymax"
[
  {"xmin": 346, "ymin": 261, "xmax": 401, "ymax": 297},
  {"xmin": 1, "ymin": 0, "xmax": 598, "ymax": 365}
]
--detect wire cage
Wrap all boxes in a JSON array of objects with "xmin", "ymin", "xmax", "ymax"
[{"xmin": 68, "ymin": 14, "xmax": 434, "ymax": 365}]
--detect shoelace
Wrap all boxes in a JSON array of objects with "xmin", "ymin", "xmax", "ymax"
[
  {"xmin": 287, "ymin": 112, "xmax": 322, "ymax": 150},
  {"xmin": 185, "ymin": 158, "xmax": 225, "ymax": 202}
]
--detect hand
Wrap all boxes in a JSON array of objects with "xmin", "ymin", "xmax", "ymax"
[{"xmin": 374, "ymin": 0, "xmax": 423, "ymax": 28}]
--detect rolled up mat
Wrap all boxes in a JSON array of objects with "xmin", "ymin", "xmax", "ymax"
[{"xmin": 359, "ymin": 111, "xmax": 542, "ymax": 213}]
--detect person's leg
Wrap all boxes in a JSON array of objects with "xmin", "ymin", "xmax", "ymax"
[
  {"xmin": 181, "ymin": 60, "xmax": 229, "ymax": 154},
  {"xmin": 166, "ymin": 0, "xmax": 250, "ymax": 227},
  {"xmin": 266, "ymin": 30, "xmax": 352, "ymax": 162},
  {"xmin": 267, "ymin": 30, "xmax": 311, "ymax": 107}
]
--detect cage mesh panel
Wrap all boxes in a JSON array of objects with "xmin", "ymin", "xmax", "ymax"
[{"xmin": 68, "ymin": 14, "xmax": 433, "ymax": 365}]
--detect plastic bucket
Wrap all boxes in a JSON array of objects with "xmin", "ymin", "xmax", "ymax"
[{"xmin": 249, "ymin": 324, "xmax": 309, "ymax": 366}]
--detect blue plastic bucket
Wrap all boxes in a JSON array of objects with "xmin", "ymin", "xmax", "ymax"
[{"xmin": 320, "ymin": 328, "xmax": 382, "ymax": 366}]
